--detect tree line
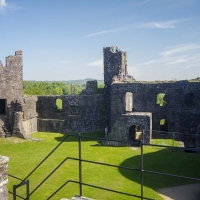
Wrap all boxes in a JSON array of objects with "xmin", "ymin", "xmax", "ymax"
[{"xmin": 23, "ymin": 81, "xmax": 104, "ymax": 95}]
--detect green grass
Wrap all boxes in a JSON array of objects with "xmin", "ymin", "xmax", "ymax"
[
  {"xmin": 151, "ymin": 139, "xmax": 180, "ymax": 147},
  {"xmin": 1, "ymin": 132, "xmax": 200, "ymax": 200}
]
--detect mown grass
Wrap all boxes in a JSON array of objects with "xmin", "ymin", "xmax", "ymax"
[{"xmin": 0, "ymin": 132, "xmax": 200, "ymax": 200}]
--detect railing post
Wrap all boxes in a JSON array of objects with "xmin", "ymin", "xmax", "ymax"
[
  {"xmin": 78, "ymin": 132, "xmax": 82, "ymax": 196},
  {"xmin": 26, "ymin": 180, "xmax": 30, "ymax": 200},
  {"xmin": 13, "ymin": 185, "xmax": 16, "ymax": 200},
  {"xmin": 140, "ymin": 140, "xmax": 144, "ymax": 200}
]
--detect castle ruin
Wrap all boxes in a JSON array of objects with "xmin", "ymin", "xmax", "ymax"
[{"xmin": 0, "ymin": 47, "xmax": 200, "ymax": 146}]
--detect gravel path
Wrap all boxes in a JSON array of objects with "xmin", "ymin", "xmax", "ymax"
[{"xmin": 157, "ymin": 183, "xmax": 200, "ymax": 200}]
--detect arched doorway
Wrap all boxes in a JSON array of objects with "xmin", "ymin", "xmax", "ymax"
[{"xmin": 129, "ymin": 125, "xmax": 143, "ymax": 142}]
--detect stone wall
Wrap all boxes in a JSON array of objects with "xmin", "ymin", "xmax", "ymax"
[
  {"xmin": 11, "ymin": 96, "xmax": 38, "ymax": 138},
  {"xmin": 0, "ymin": 156, "xmax": 9, "ymax": 200},
  {"xmin": 110, "ymin": 81, "xmax": 200, "ymax": 135},
  {"xmin": 37, "ymin": 94, "xmax": 107, "ymax": 133}
]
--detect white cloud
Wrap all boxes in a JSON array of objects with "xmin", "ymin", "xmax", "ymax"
[
  {"xmin": 165, "ymin": 58, "xmax": 186, "ymax": 65},
  {"xmin": 138, "ymin": 60, "xmax": 156, "ymax": 66},
  {"xmin": 0, "ymin": 0, "xmax": 6, "ymax": 12},
  {"xmin": 0, "ymin": 1, "xmax": 21, "ymax": 13},
  {"xmin": 85, "ymin": 29, "xmax": 124, "ymax": 37},
  {"xmin": 133, "ymin": 43, "xmax": 200, "ymax": 80},
  {"xmin": 140, "ymin": 20, "xmax": 179, "ymax": 29},
  {"xmin": 58, "ymin": 61, "xmax": 73, "ymax": 64},
  {"xmin": 0, "ymin": 0, "xmax": 6, "ymax": 7},
  {"xmin": 86, "ymin": 59, "xmax": 103, "ymax": 67},
  {"xmin": 161, "ymin": 44, "xmax": 200, "ymax": 57}
]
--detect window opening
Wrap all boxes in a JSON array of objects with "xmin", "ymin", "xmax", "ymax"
[
  {"xmin": 129, "ymin": 125, "xmax": 142, "ymax": 142},
  {"xmin": 56, "ymin": 98, "xmax": 63, "ymax": 110},
  {"xmin": 160, "ymin": 118, "xmax": 168, "ymax": 132},
  {"xmin": 156, "ymin": 93, "xmax": 167, "ymax": 106},
  {"xmin": 125, "ymin": 92, "xmax": 133, "ymax": 111}
]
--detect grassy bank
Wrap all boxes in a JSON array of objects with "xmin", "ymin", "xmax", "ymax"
[{"xmin": 0, "ymin": 132, "xmax": 200, "ymax": 200}]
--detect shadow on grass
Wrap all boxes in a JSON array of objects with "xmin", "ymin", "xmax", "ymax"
[
  {"xmin": 119, "ymin": 148, "xmax": 200, "ymax": 190},
  {"xmin": 54, "ymin": 131, "xmax": 105, "ymax": 143}
]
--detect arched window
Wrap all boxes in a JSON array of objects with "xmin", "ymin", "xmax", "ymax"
[
  {"xmin": 125, "ymin": 92, "xmax": 133, "ymax": 111},
  {"xmin": 156, "ymin": 93, "xmax": 167, "ymax": 106},
  {"xmin": 56, "ymin": 98, "xmax": 63, "ymax": 110}
]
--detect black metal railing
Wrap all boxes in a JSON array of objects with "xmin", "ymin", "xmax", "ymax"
[{"xmin": 9, "ymin": 132, "xmax": 200, "ymax": 200}]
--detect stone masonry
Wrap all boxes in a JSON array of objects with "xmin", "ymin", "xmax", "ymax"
[
  {"xmin": 0, "ymin": 52, "xmax": 37, "ymax": 138},
  {"xmin": 0, "ymin": 156, "xmax": 9, "ymax": 200}
]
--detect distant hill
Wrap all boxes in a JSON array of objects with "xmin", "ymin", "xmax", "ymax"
[
  {"xmin": 24, "ymin": 80, "xmax": 104, "ymax": 86},
  {"xmin": 64, "ymin": 79, "xmax": 104, "ymax": 85}
]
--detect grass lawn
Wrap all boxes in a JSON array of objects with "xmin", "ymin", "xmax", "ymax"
[{"xmin": 0, "ymin": 132, "xmax": 200, "ymax": 200}]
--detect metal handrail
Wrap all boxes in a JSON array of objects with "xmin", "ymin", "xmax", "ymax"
[
  {"xmin": 47, "ymin": 180, "xmax": 153, "ymax": 200},
  {"xmin": 12, "ymin": 133, "xmax": 77, "ymax": 200},
  {"xmin": 10, "ymin": 131, "xmax": 200, "ymax": 200},
  {"xmin": 21, "ymin": 134, "xmax": 76, "ymax": 183}
]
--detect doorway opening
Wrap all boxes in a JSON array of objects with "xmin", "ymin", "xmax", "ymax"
[{"xmin": 129, "ymin": 125, "xmax": 143, "ymax": 142}]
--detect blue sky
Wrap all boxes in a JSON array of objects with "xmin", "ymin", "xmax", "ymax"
[{"xmin": 0, "ymin": 0, "xmax": 200, "ymax": 81}]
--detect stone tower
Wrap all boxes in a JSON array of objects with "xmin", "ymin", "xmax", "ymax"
[
  {"xmin": 103, "ymin": 46, "xmax": 127, "ymax": 87},
  {"xmin": 103, "ymin": 46, "xmax": 128, "ymax": 129},
  {"xmin": 0, "ymin": 51, "xmax": 23, "ymax": 137}
]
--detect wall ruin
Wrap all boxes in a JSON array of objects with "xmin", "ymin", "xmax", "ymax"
[
  {"xmin": 0, "ymin": 156, "xmax": 9, "ymax": 200},
  {"xmin": 37, "ymin": 94, "xmax": 107, "ymax": 133}
]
